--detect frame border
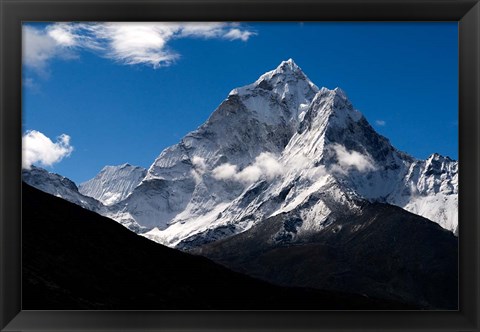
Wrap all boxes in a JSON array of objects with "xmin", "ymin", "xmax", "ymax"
[{"xmin": 1, "ymin": 1, "xmax": 479, "ymax": 331}]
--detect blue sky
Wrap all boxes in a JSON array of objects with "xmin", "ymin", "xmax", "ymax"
[{"xmin": 22, "ymin": 22, "xmax": 458, "ymax": 184}]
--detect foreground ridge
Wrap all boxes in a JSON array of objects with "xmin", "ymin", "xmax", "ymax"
[{"xmin": 23, "ymin": 183, "xmax": 416, "ymax": 310}]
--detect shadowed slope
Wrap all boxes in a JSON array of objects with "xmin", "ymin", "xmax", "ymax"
[
  {"xmin": 197, "ymin": 202, "xmax": 458, "ymax": 310},
  {"xmin": 22, "ymin": 183, "xmax": 413, "ymax": 310}
]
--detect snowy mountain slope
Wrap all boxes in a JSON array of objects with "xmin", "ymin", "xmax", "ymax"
[
  {"xmin": 102, "ymin": 59, "xmax": 458, "ymax": 248},
  {"xmin": 280, "ymin": 86, "xmax": 458, "ymax": 230},
  {"xmin": 109, "ymin": 59, "xmax": 321, "ymax": 237},
  {"xmin": 79, "ymin": 164, "xmax": 147, "ymax": 205},
  {"xmin": 385, "ymin": 153, "xmax": 458, "ymax": 231},
  {"xmin": 149, "ymin": 88, "xmax": 457, "ymax": 248},
  {"xmin": 145, "ymin": 58, "xmax": 318, "ymax": 181},
  {"xmin": 22, "ymin": 166, "xmax": 103, "ymax": 212}
]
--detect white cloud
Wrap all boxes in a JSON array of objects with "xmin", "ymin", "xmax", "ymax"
[
  {"xmin": 179, "ymin": 22, "xmax": 227, "ymax": 38},
  {"xmin": 284, "ymin": 154, "xmax": 328, "ymax": 182},
  {"xmin": 375, "ymin": 120, "xmax": 386, "ymax": 126},
  {"xmin": 235, "ymin": 164, "xmax": 264, "ymax": 184},
  {"xmin": 223, "ymin": 28, "xmax": 256, "ymax": 41},
  {"xmin": 22, "ymin": 130, "xmax": 74, "ymax": 169},
  {"xmin": 303, "ymin": 165, "xmax": 328, "ymax": 182},
  {"xmin": 190, "ymin": 156, "xmax": 207, "ymax": 183},
  {"xmin": 237, "ymin": 152, "xmax": 283, "ymax": 183},
  {"xmin": 88, "ymin": 23, "xmax": 179, "ymax": 68},
  {"xmin": 192, "ymin": 156, "xmax": 207, "ymax": 172},
  {"xmin": 212, "ymin": 162, "xmax": 238, "ymax": 181},
  {"xmin": 46, "ymin": 24, "xmax": 78, "ymax": 47},
  {"xmin": 23, "ymin": 22, "xmax": 256, "ymax": 71},
  {"xmin": 285, "ymin": 154, "xmax": 312, "ymax": 172},
  {"xmin": 212, "ymin": 152, "xmax": 283, "ymax": 185},
  {"xmin": 23, "ymin": 24, "xmax": 82, "ymax": 73},
  {"xmin": 23, "ymin": 26, "xmax": 60, "ymax": 70},
  {"xmin": 330, "ymin": 143, "xmax": 376, "ymax": 173}
]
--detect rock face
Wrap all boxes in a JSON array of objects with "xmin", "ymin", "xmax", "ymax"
[
  {"xmin": 79, "ymin": 164, "xmax": 147, "ymax": 206},
  {"xmin": 94, "ymin": 59, "xmax": 457, "ymax": 246},
  {"xmin": 22, "ymin": 166, "xmax": 102, "ymax": 212}
]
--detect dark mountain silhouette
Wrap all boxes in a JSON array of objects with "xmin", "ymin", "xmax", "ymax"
[
  {"xmin": 22, "ymin": 183, "xmax": 414, "ymax": 310},
  {"xmin": 196, "ymin": 201, "xmax": 458, "ymax": 309}
]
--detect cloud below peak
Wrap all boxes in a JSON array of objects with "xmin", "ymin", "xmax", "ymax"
[
  {"xmin": 330, "ymin": 143, "xmax": 376, "ymax": 173},
  {"xmin": 212, "ymin": 152, "xmax": 283, "ymax": 185}
]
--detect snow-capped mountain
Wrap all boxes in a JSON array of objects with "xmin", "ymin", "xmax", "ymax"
[
  {"xmin": 386, "ymin": 153, "xmax": 458, "ymax": 233},
  {"xmin": 21, "ymin": 59, "xmax": 458, "ymax": 310},
  {"xmin": 98, "ymin": 59, "xmax": 458, "ymax": 247},
  {"xmin": 22, "ymin": 166, "xmax": 102, "ymax": 212},
  {"xmin": 79, "ymin": 164, "xmax": 147, "ymax": 206}
]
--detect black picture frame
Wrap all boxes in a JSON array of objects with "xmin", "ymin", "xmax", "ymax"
[{"xmin": 1, "ymin": 0, "xmax": 479, "ymax": 331}]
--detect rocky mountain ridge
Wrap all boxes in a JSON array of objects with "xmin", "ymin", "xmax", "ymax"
[{"xmin": 78, "ymin": 163, "xmax": 146, "ymax": 206}]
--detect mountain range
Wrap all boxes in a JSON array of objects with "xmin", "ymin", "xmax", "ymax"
[
  {"xmin": 22, "ymin": 59, "xmax": 458, "ymax": 309},
  {"xmin": 25, "ymin": 59, "xmax": 458, "ymax": 240}
]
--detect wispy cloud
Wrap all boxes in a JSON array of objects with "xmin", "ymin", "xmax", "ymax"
[
  {"xmin": 47, "ymin": 24, "xmax": 79, "ymax": 47},
  {"xmin": 23, "ymin": 26, "xmax": 66, "ymax": 72},
  {"xmin": 223, "ymin": 28, "xmax": 255, "ymax": 41},
  {"xmin": 375, "ymin": 119, "xmax": 386, "ymax": 126},
  {"xmin": 23, "ymin": 22, "xmax": 256, "ymax": 71},
  {"xmin": 22, "ymin": 77, "xmax": 37, "ymax": 89},
  {"xmin": 22, "ymin": 130, "xmax": 74, "ymax": 169}
]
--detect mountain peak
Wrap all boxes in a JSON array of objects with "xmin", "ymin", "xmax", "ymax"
[
  {"xmin": 23, "ymin": 165, "xmax": 78, "ymax": 192},
  {"xmin": 427, "ymin": 152, "xmax": 455, "ymax": 163},
  {"xmin": 333, "ymin": 87, "xmax": 347, "ymax": 99},
  {"xmin": 79, "ymin": 164, "xmax": 147, "ymax": 206},
  {"xmin": 223, "ymin": 59, "xmax": 319, "ymax": 126},
  {"xmin": 299, "ymin": 86, "xmax": 362, "ymax": 132},
  {"xmin": 255, "ymin": 58, "xmax": 308, "ymax": 85},
  {"xmin": 314, "ymin": 86, "xmax": 350, "ymax": 104},
  {"xmin": 276, "ymin": 58, "xmax": 300, "ymax": 72},
  {"xmin": 228, "ymin": 58, "xmax": 318, "ymax": 99},
  {"xmin": 22, "ymin": 165, "xmax": 102, "ymax": 211},
  {"xmin": 101, "ymin": 163, "xmax": 142, "ymax": 173}
]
